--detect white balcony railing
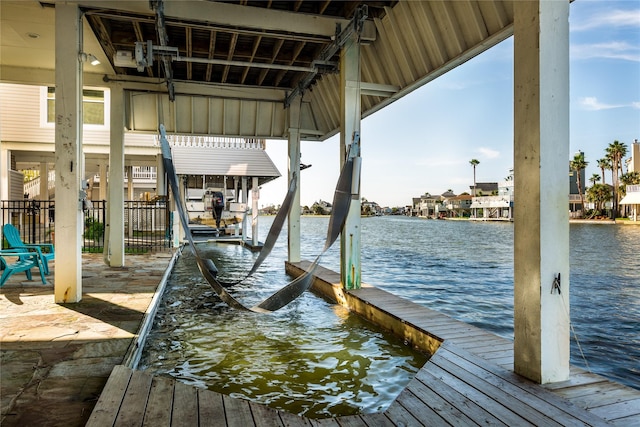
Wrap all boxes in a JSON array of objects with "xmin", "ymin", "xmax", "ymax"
[
  {"xmin": 23, "ymin": 170, "xmax": 56, "ymax": 199},
  {"xmin": 154, "ymin": 134, "xmax": 265, "ymax": 150}
]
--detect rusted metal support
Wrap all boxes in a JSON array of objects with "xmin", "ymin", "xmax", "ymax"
[{"xmin": 339, "ymin": 33, "xmax": 361, "ymax": 291}]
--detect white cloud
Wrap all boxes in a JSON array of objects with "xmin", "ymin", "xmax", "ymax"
[
  {"xmin": 579, "ymin": 97, "xmax": 638, "ymax": 110},
  {"xmin": 572, "ymin": 41, "xmax": 640, "ymax": 62},
  {"xmin": 477, "ymin": 147, "xmax": 500, "ymax": 159},
  {"xmin": 572, "ymin": 9, "xmax": 640, "ymax": 31}
]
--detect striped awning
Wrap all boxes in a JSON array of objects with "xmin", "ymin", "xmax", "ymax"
[{"xmin": 620, "ymin": 192, "xmax": 640, "ymax": 205}]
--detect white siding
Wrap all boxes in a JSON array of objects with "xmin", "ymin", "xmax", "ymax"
[
  {"xmin": 0, "ymin": 83, "xmax": 158, "ymax": 153},
  {"xmin": 9, "ymin": 170, "xmax": 23, "ymax": 199},
  {"xmin": 0, "ymin": 84, "xmax": 51, "ymax": 143}
]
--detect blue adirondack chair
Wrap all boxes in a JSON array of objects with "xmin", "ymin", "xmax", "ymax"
[
  {"xmin": 0, "ymin": 249, "xmax": 47, "ymax": 286},
  {"xmin": 2, "ymin": 223, "xmax": 55, "ymax": 275}
]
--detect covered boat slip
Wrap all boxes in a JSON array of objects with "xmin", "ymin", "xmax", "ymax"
[
  {"xmin": 167, "ymin": 135, "xmax": 280, "ymax": 245},
  {"xmin": 87, "ymin": 262, "xmax": 639, "ymax": 426},
  {"xmin": 1, "ymin": 0, "xmax": 632, "ymax": 419}
]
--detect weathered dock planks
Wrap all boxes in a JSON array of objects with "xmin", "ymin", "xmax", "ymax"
[{"xmin": 286, "ymin": 261, "xmax": 640, "ymax": 426}]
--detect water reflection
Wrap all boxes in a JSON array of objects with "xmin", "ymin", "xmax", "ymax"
[{"xmin": 139, "ymin": 250, "xmax": 429, "ymax": 418}]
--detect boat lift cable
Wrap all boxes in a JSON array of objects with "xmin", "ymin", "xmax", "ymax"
[{"xmin": 159, "ymin": 124, "xmax": 358, "ymax": 313}]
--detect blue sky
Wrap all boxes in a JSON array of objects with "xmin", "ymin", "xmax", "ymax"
[{"xmin": 259, "ymin": 0, "xmax": 640, "ymax": 209}]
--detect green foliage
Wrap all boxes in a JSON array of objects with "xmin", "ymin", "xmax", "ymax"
[
  {"xmin": 312, "ymin": 204, "xmax": 327, "ymax": 215},
  {"xmin": 620, "ymin": 171, "xmax": 640, "ymax": 186},
  {"xmin": 586, "ymin": 183, "xmax": 612, "ymax": 214},
  {"xmin": 84, "ymin": 217, "xmax": 104, "ymax": 240}
]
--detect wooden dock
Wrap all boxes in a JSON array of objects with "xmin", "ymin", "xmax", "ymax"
[{"xmin": 86, "ymin": 262, "xmax": 640, "ymax": 426}]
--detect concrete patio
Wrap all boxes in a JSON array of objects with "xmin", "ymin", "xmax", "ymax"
[{"xmin": 0, "ymin": 252, "xmax": 174, "ymax": 426}]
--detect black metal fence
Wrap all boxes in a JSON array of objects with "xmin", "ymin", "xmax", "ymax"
[
  {"xmin": 123, "ymin": 200, "xmax": 171, "ymax": 253},
  {"xmin": 1, "ymin": 199, "xmax": 55, "ymax": 247},
  {"xmin": 1, "ymin": 199, "xmax": 170, "ymax": 253}
]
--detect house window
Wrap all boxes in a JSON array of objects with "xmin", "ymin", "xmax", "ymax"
[{"xmin": 45, "ymin": 87, "xmax": 107, "ymax": 126}]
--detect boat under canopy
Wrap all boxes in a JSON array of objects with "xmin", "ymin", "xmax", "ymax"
[{"xmin": 163, "ymin": 135, "xmax": 281, "ymax": 236}]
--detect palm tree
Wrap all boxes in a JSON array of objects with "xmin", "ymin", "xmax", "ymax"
[
  {"xmin": 570, "ymin": 152, "xmax": 588, "ymax": 217},
  {"xmin": 597, "ymin": 158, "xmax": 610, "ymax": 185},
  {"xmin": 469, "ymin": 159, "xmax": 480, "ymax": 196},
  {"xmin": 620, "ymin": 171, "xmax": 640, "ymax": 186},
  {"xmin": 589, "ymin": 173, "xmax": 600, "ymax": 186},
  {"xmin": 586, "ymin": 183, "xmax": 612, "ymax": 217},
  {"xmin": 606, "ymin": 140, "xmax": 628, "ymax": 217}
]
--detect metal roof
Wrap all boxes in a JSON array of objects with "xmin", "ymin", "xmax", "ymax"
[{"xmin": 168, "ymin": 139, "xmax": 281, "ymax": 186}]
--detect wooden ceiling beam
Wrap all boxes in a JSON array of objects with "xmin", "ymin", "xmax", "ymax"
[
  {"xmin": 221, "ymin": 33, "xmax": 238, "ymax": 84},
  {"xmin": 72, "ymin": 0, "xmax": 347, "ymax": 37},
  {"xmin": 241, "ymin": 35, "xmax": 263, "ymax": 85},
  {"xmin": 132, "ymin": 21, "xmax": 154, "ymax": 77},
  {"xmin": 205, "ymin": 30, "xmax": 217, "ymax": 82},
  {"xmin": 186, "ymin": 26, "xmax": 192, "ymax": 80},
  {"xmin": 274, "ymin": 41, "xmax": 306, "ymax": 87},
  {"xmin": 257, "ymin": 39, "xmax": 283, "ymax": 86}
]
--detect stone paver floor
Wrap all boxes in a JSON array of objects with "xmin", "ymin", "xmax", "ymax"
[{"xmin": 0, "ymin": 252, "xmax": 173, "ymax": 427}]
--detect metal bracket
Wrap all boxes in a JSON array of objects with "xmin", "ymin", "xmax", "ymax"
[
  {"xmin": 149, "ymin": 0, "xmax": 175, "ymax": 101},
  {"xmin": 551, "ymin": 273, "xmax": 561, "ymax": 294},
  {"xmin": 284, "ymin": 5, "xmax": 369, "ymax": 108}
]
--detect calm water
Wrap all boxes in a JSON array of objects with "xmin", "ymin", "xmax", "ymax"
[
  {"xmin": 140, "ymin": 216, "xmax": 640, "ymax": 416},
  {"xmin": 139, "ymin": 239, "xmax": 430, "ymax": 418},
  {"xmin": 310, "ymin": 216, "xmax": 639, "ymax": 390}
]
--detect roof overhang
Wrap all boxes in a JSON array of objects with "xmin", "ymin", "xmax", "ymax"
[
  {"xmin": 620, "ymin": 192, "xmax": 640, "ymax": 205},
  {"xmin": 170, "ymin": 144, "xmax": 281, "ymax": 187}
]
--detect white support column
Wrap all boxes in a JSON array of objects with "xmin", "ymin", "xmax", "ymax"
[
  {"xmin": 39, "ymin": 162, "xmax": 49, "ymax": 201},
  {"xmin": 156, "ymin": 154, "xmax": 165, "ymax": 197},
  {"xmin": 127, "ymin": 166, "xmax": 134, "ymax": 200},
  {"xmin": 54, "ymin": 3, "xmax": 83, "ymax": 303},
  {"xmin": 127, "ymin": 166, "xmax": 134, "ymax": 239},
  {"xmin": 241, "ymin": 176, "xmax": 248, "ymax": 242},
  {"xmin": 251, "ymin": 176, "xmax": 259, "ymax": 246},
  {"xmin": 513, "ymin": 0, "xmax": 570, "ymax": 384},
  {"xmin": 340, "ymin": 35, "xmax": 362, "ymax": 290},
  {"xmin": 0, "ymin": 146, "xmax": 9, "ymax": 200},
  {"xmin": 99, "ymin": 163, "xmax": 107, "ymax": 200},
  {"xmin": 287, "ymin": 96, "xmax": 302, "ymax": 262},
  {"xmin": 39, "ymin": 162, "xmax": 49, "ymax": 224},
  {"xmin": 108, "ymin": 84, "xmax": 125, "ymax": 267},
  {"xmin": 233, "ymin": 177, "xmax": 240, "ymax": 237},
  {"xmin": 0, "ymin": 146, "xmax": 8, "ymax": 245}
]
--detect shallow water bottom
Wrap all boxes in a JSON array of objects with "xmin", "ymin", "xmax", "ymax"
[{"xmin": 139, "ymin": 248, "xmax": 430, "ymax": 418}]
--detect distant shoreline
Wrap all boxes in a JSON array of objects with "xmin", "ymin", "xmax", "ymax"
[{"xmin": 261, "ymin": 213, "xmax": 640, "ymax": 225}]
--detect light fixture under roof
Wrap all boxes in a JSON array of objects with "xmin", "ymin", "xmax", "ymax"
[
  {"xmin": 79, "ymin": 52, "xmax": 100, "ymax": 66},
  {"xmin": 27, "ymin": 32, "xmax": 40, "ymax": 39}
]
